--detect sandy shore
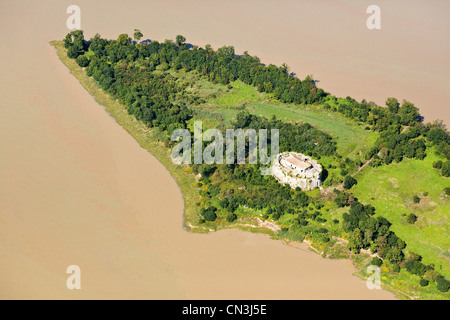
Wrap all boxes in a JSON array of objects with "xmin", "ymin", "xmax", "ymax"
[{"xmin": 2, "ymin": 0, "xmax": 442, "ymax": 299}]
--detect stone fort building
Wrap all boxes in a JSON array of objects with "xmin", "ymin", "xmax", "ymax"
[{"xmin": 271, "ymin": 152, "xmax": 322, "ymax": 191}]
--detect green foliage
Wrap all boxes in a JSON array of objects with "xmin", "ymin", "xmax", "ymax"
[
  {"xmin": 133, "ymin": 29, "xmax": 143, "ymax": 42},
  {"xmin": 436, "ymin": 275, "xmax": 450, "ymax": 292},
  {"xmin": 405, "ymin": 260, "xmax": 427, "ymax": 277},
  {"xmin": 432, "ymin": 160, "xmax": 443, "ymax": 169},
  {"xmin": 441, "ymin": 161, "xmax": 450, "ymax": 177},
  {"xmin": 419, "ymin": 278, "xmax": 429, "ymax": 287},
  {"xmin": 334, "ymin": 189, "xmax": 351, "ymax": 208},
  {"xmin": 226, "ymin": 212, "xmax": 237, "ymax": 223},
  {"xmin": 445, "ymin": 187, "xmax": 450, "ymax": 196},
  {"xmin": 176, "ymin": 35, "xmax": 186, "ymax": 47},
  {"xmin": 406, "ymin": 213, "xmax": 417, "ymax": 224},
  {"xmin": 75, "ymin": 54, "xmax": 90, "ymax": 67},
  {"xmin": 412, "ymin": 195, "xmax": 420, "ymax": 203},
  {"xmin": 232, "ymin": 110, "xmax": 337, "ymax": 157},
  {"xmin": 64, "ymin": 30, "xmax": 89, "ymax": 58},
  {"xmin": 343, "ymin": 176, "xmax": 357, "ymax": 189},
  {"xmin": 391, "ymin": 263, "xmax": 401, "ymax": 273},
  {"xmin": 386, "ymin": 97, "xmax": 399, "ymax": 114},
  {"xmin": 371, "ymin": 257, "xmax": 383, "ymax": 267},
  {"xmin": 342, "ymin": 201, "xmax": 405, "ymax": 263},
  {"xmin": 201, "ymin": 207, "xmax": 217, "ymax": 222},
  {"xmin": 59, "ymin": 30, "xmax": 450, "ymax": 298},
  {"xmin": 398, "ymin": 100, "xmax": 420, "ymax": 126}
]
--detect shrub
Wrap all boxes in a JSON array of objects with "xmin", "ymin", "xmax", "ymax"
[
  {"xmin": 445, "ymin": 187, "xmax": 450, "ymax": 196},
  {"xmin": 419, "ymin": 278, "xmax": 429, "ymax": 287},
  {"xmin": 299, "ymin": 219, "xmax": 308, "ymax": 226},
  {"xmin": 406, "ymin": 213, "xmax": 418, "ymax": 224},
  {"xmin": 436, "ymin": 276, "xmax": 450, "ymax": 293},
  {"xmin": 343, "ymin": 176, "xmax": 357, "ymax": 189},
  {"xmin": 405, "ymin": 260, "xmax": 426, "ymax": 276},
  {"xmin": 371, "ymin": 257, "xmax": 383, "ymax": 267},
  {"xmin": 432, "ymin": 160, "xmax": 443, "ymax": 169},
  {"xmin": 412, "ymin": 195, "xmax": 420, "ymax": 203},
  {"xmin": 441, "ymin": 161, "xmax": 450, "ymax": 177},
  {"xmin": 392, "ymin": 263, "xmax": 401, "ymax": 273},
  {"xmin": 318, "ymin": 228, "xmax": 328, "ymax": 234},
  {"xmin": 201, "ymin": 207, "xmax": 217, "ymax": 222},
  {"xmin": 424, "ymin": 269, "xmax": 440, "ymax": 282},
  {"xmin": 76, "ymin": 54, "xmax": 90, "ymax": 67},
  {"xmin": 226, "ymin": 212, "xmax": 237, "ymax": 223},
  {"xmin": 67, "ymin": 45, "xmax": 81, "ymax": 59}
]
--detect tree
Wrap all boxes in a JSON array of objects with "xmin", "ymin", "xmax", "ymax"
[
  {"xmin": 226, "ymin": 212, "xmax": 237, "ymax": 222},
  {"xmin": 405, "ymin": 260, "xmax": 426, "ymax": 276},
  {"xmin": 201, "ymin": 207, "xmax": 217, "ymax": 222},
  {"xmin": 75, "ymin": 54, "xmax": 90, "ymax": 67},
  {"xmin": 371, "ymin": 257, "xmax": 383, "ymax": 267},
  {"xmin": 348, "ymin": 228, "xmax": 363, "ymax": 253},
  {"xmin": 441, "ymin": 161, "xmax": 450, "ymax": 177},
  {"xmin": 176, "ymin": 35, "xmax": 186, "ymax": 47},
  {"xmin": 445, "ymin": 187, "xmax": 450, "ymax": 196},
  {"xmin": 117, "ymin": 33, "xmax": 131, "ymax": 46},
  {"xmin": 133, "ymin": 29, "xmax": 143, "ymax": 43},
  {"xmin": 67, "ymin": 45, "xmax": 81, "ymax": 59},
  {"xmin": 419, "ymin": 278, "xmax": 429, "ymax": 287},
  {"xmin": 412, "ymin": 195, "xmax": 420, "ymax": 203},
  {"xmin": 398, "ymin": 100, "xmax": 420, "ymax": 126},
  {"xmin": 436, "ymin": 276, "xmax": 450, "ymax": 293},
  {"xmin": 343, "ymin": 176, "xmax": 357, "ymax": 189},
  {"xmin": 432, "ymin": 160, "xmax": 443, "ymax": 169},
  {"xmin": 406, "ymin": 213, "xmax": 418, "ymax": 224},
  {"xmin": 386, "ymin": 97, "xmax": 399, "ymax": 114}
]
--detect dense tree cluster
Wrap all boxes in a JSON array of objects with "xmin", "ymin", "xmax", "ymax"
[
  {"xmin": 65, "ymin": 31, "xmax": 192, "ymax": 133},
  {"xmin": 343, "ymin": 176, "xmax": 357, "ymax": 189},
  {"xmin": 171, "ymin": 44, "xmax": 326, "ymax": 104},
  {"xmin": 326, "ymin": 96, "xmax": 450, "ymax": 166},
  {"xmin": 433, "ymin": 160, "xmax": 450, "ymax": 177},
  {"xmin": 232, "ymin": 111, "xmax": 337, "ymax": 157},
  {"xmin": 342, "ymin": 201, "xmax": 406, "ymax": 262}
]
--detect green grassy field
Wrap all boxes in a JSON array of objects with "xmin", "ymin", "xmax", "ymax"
[
  {"xmin": 191, "ymin": 79, "xmax": 377, "ymax": 160},
  {"xmin": 353, "ymin": 150, "xmax": 450, "ymax": 279}
]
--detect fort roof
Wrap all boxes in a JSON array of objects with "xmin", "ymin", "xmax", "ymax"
[{"xmin": 285, "ymin": 155, "xmax": 312, "ymax": 170}]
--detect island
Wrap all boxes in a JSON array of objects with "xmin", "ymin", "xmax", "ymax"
[{"xmin": 50, "ymin": 30, "xmax": 450, "ymax": 300}]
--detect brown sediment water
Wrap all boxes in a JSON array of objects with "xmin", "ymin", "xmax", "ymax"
[{"xmin": 4, "ymin": 0, "xmax": 445, "ymax": 299}]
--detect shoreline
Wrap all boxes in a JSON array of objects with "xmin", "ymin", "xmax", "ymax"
[{"xmin": 49, "ymin": 40, "xmax": 405, "ymax": 299}]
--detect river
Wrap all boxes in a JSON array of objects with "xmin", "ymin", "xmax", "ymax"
[{"xmin": 2, "ymin": 0, "xmax": 438, "ymax": 299}]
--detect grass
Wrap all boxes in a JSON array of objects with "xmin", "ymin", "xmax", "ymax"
[
  {"xmin": 190, "ymin": 78, "xmax": 377, "ymax": 159},
  {"xmin": 353, "ymin": 149, "xmax": 450, "ymax": 279},
  {"xmin": 353, "ymin": 252, "xmax": 450, "ymax": 300}
]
